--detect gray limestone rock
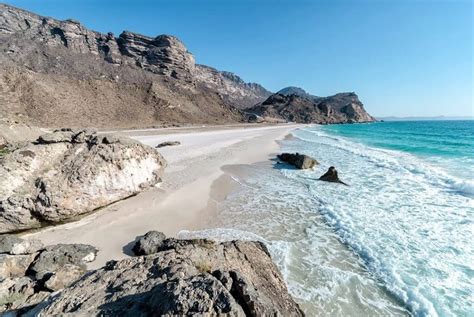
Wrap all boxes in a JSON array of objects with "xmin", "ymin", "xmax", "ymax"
[
  {"xmin": 0, "ymin": 129, "xmax": 167, "ymax": 233},
  {"xmin": 28, "ymin": 243, "xmax": 97, "ymax": 280},
  {"xmin": 0, "ymin": 253, "xmax": 36, "ymax": 280},
  {"xmin": 30, "ymin": 237, "xmax": 303, "ymax": 316},
  {"xmin": 43, "ymin": 264, "xmax": 85, "ymax": 291},
  {"xmin": 0, "ymin": 235, "xmax": 43, "ymax": 255}
]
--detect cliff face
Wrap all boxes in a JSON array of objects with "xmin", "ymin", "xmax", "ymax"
[
  {"xmin": 195, "ymin": 65, "xmax": 272, "ymax": 108},
  {"xmin": 247, "ymin": 87, "xmax": 375, "ymax": 123},
  {"xmin": 0, "ymin": 4, "xmax": 270, "ymax": 128}
]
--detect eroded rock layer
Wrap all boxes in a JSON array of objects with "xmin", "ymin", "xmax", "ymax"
[
  {"xmin": 0, "ymin": 129, "xmax": 166, "ymax": 233},
  {"xmin": 30, "ymin": 236, "xmax": 303, "ymax": 316}
]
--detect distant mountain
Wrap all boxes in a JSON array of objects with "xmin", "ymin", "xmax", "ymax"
[
  {"xmin": 377, "ymin": 116, "xmax": 474, "ymax": 121},
  {"xmin": 277, "ymin": 87, "xmax": 314, "ymax": 99},
  {"xmin": 0, "ymin": 3, "xmax": 271, "ymax": 128},
  {"xmin": 247, "ymin": 87, "xmax": 375, "ymax": 123}
]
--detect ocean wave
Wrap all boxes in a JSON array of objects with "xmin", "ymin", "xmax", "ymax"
[
  {"xmin": 281, "ymin": 125, "xmax": 474, "ymax": 316},
  {"xmin": 317, "ymin": 202, "xmax": 437, "ymax": 317},
  {"xmin": 293, "ymin": 128, "xmax": 474, "ymax": 198}
]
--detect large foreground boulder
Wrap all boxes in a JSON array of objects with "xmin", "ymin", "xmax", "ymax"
[
  {"xmin": 30, "ymin": 235, "xmax": 303, "ymax": 316},
  {"xmin": 277, "ymin": 152, "xmax": 318, "ymax": 169},
  {"xmin": 0, "ymin": 129, "xmax": 167, "ymax": 233}
]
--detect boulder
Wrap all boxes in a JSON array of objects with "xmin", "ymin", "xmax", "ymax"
[
  {"xmin": 277, "ymin": 152, "xmax": 318, "ymax": 169},
  {"xmin": 44, "ymin": 264, "xmax": 85, "ymax": 291},
  {"xmin": 0, "ymin": 277, "xmax": 50, "ymax": 314},
  {"xmin": 0, "ymin": 276, "xmax": 36, "ymax": 311},
  {"xmin": 0, "ymin": 235, "xmax": 23, "ymax": 254},
  {"xmin": 132, "ymin": 230, "xmax": 166, "ymax": 255},
  {"xmin": 0, "ymin": 253, "xmax": 36, "ymax": 280},
  {"xmin": 28, "ymin": 244, "xmax": 97, "ymax": 279},
  {"xmin": 156, "ymin": 141, "xmax": 181, "ymax": 148},
  {"xmin": 36, "ymin": 130, "xmax": 75, "ymax": 144},
  {"xmin": 0, "ymin": 129, "xmax": 167, "ymax": 233},
  {"xmin": 319, "ymin": 166, "xmax": 348, "ymax": 185},
  {"xmin": 0, "ymin": 235, "xmax": 43, "ymax": 255},
  {"xmin": 30, "ymin": 237, "xmax": 303, "ymax": 316},
  {"xmin": 0, "ymin": 242, "xmax": 98, "ymax": 313}
]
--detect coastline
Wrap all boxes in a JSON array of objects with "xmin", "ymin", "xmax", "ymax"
[{"xmin": 24, "ymin": 124, "xmax": 304, "ymax": 269}]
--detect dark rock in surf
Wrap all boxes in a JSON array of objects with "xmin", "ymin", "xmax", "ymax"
[
  {"xmin": 277, "ymin": 153, "xmax": 318, "ymax": 169},
  {"xmin": 319, "ymin": 166, "xmax": 348, "ymax": 185}
]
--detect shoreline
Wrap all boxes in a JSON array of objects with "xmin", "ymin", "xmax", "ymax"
[{"xmin": 25, "ymin": 124, "xmax": 304, "ymax": 269}]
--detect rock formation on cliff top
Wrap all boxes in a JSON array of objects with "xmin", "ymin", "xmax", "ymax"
[
  {"xmin": 0, "ymin": 129, "xmax": 166, "ymax": 233},
  {"xmin": 248, "ymin": 87, "xmax": 375, "ymax": 123}
]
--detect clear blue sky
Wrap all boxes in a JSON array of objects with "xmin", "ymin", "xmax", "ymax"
[{"xmin": 4, "ymin": 0, "xmax": 473, "ymax": 117}]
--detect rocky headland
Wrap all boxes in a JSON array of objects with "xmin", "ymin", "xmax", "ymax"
[{"xmin": 248, "ymin": 88, "xmax": 375, "ymax": 124}]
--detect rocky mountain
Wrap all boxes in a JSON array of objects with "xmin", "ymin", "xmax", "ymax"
[
  {"xmin": 0, "ymin": 4, "xmax": 375, "ymax": 129},
  {"xmin": 247, "ymin": 87, "xmax": 375, "ymax": 123},
  {"xmin": 195, "ymin": 65, "xmax": 272, "ymax": 108},
  {"xmin": 277, "ymin": 86, "xmax": 315, "ymax": 99},
  {"xmin": 0, "ymin": 3, "xmax": 271, "ymax": 129}
]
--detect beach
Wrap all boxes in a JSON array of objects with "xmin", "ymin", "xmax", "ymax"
[
  {"xmin": 25, "ymin": 124, "xmax": 302, "ymax": 269},
  {"xmin": 20, "ymin": 121, "xmax": 473, "ymax": 316}
]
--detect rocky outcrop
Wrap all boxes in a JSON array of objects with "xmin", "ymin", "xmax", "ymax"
[
  {"xmin": 277, "ymin": 153, "xmax": 319, "ymax": 169},
  {"xmin": 28, "ymin": 244, "xmax": 97, "ymax": 280},
  {"xmin": 117, "ymin": 32, "xmax": 196, "ymax": 80},
  {"xmin": 0, "ymin": 129, "xmax": 166, "ymax": 233},
  {"xmin": 30, "ymin": 233, "xmax": 303, "ymax": 316},
  {"xmin": 248, "ymin": 87, "xmax": 375, "ymax": 124},
  {"xmin": 0, "ymin": 235, "xmax": 97, "ymax": 313},
  {"xmin": 0, "ymin": 235, "xmax": 43, "ymax": 255},
  {"xmin": 195, "ymin": 65, "xmax": 272, "ymax": 108},
  {"xmin": 319, "ymin": 166, "xmax": 348, "ymax": 185}
]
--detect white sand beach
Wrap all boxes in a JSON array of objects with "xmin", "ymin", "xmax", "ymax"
[{"xmin": 25, "ymin": 124, "xmax": 303, "ymax": 268}]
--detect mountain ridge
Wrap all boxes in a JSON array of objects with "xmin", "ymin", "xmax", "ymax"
[
  {"xmin": 0, "ymin": 3, "xmax": 373, "ymax": 129},
  {"xmin": 0, "ymin": 3, "xmax": 270, "ymax": 129}
]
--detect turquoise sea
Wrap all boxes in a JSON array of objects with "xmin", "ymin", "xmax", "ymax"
[{"xmin": 181, "ymin": 120, "xmax": 474, "ymax": 316}]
